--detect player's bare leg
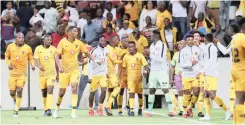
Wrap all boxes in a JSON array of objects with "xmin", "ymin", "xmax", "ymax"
[
  {"xmin": 128, "ymin": 93, "xmax": 135, "ymax": 116},
  {"xmin": 97, "ymin": 87, "xmax": 107, "ymax": 116},
  {"xmin": 41, "ymin": 88, "xmax": 48, "ymax": 116},
  {"xmin": 162, "ymin": 88, "xmax": 174, "ymax": 117},
  {"xmin": 233, "ymin": 91, "xmax": 245, "ymax": 124},
  {"xmin": 13, "ymin": 87, "xmax": 23, "ymax": 118},
  {"xmin": 88, "ymin": 91, "xmax": 96, "ymax": 116},
  {"xmin": 138, "ymin": 93, "xmax": 143, "ymax": 116},
  {"xmin": 117, "ymin": 88, "xmax": 124, "ymax": 116},
  {"xmin": 71, "ymin": 83, "xmax": 78, "ymax": 118},
  {"xmin": 107, "ymin": 88, "xmax": 114, "ymax": 102},
  {"xmin": 182, "ymin": 89, "xmax": 191, "ymax": 119},
  {"xmin": 188, "ymin": 87, "xmax": 200, "ymax": 117},
  {"xmin": 46, "ymin": 85, "xmax": 54, "ymax": 116},
  {"xmin": 53, "ymin": 88, "xmax": 66, "ymax": 118},
  {"xmin": 177, "ymin": 90, "xmax": 184, "ymax": 116}
]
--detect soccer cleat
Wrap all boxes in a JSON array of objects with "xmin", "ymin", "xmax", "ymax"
[
  {"xmin": 96, "ymin": 109, "xmax": 104, "ymax": 116},
  {"xmin": 187, "ymin": 109, "xmax": 193, "ymax": 117},
  {"xmin": 46, "ymin": 109, "xmax": 52, "ymax": 116},
  {"xmin": 71, "ymin": 113, "xmax": 78, "ymax": 118},
  {"xmin": 13, "ymin": 111, "xmax": 18, "ymax": 118},
  {"xmin": 44, "ymin": 110, "xmax": 48, "ymax": 116},
  {"xmin": 105, "ymin": 108, "xmax": 113, "ymax": 116},
  {"xmin": 168, "ymin": 112, "xmax": 175, "ymax": 117},
  {"xmin": 53, "ymin": 109, "xmax": 59, "ymax": 118},
  {"xmin": 118, "ymin": 112, "xmax": 123, "ymax": 116},
  {"xmin": 128, "ymin": 111, "xmax": 135, "ymax": 116},
  {"xmin": 88, "ymin": 110, "xmax": 95, "ymax": 117},
  {"xmin": 145, "ymin": 112, "xmax": 153, "ymax": 117},
  {"xmin": 138, "ymin": 109, "xmax": 142, "ymax": 116},
  {"xmin": 178, "ymin": 111, "xmax": 183, "ymax": 116},
  {"xmin": 198, "ymin": 112, "xmax": 204, "ymax": 117},
  {"xmin": 225, "ymin": 110, "xmax": 232, "ymax": 120},
  {"xmin": 200, "ymin": 115, "xmax": 211, "ymax": 121},
  {"xmin": 183, "ymin": 114, "xmax": 188, "ymax": 119}
]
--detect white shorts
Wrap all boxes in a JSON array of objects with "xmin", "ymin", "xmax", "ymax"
[{"xmin": 149, "ymin": 70, "xmax": 170, "ymax": 89}]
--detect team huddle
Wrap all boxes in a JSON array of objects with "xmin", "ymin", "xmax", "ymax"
[{"xmin": 5, "ymin": 17, "xmax": 245, "ymax": 124}]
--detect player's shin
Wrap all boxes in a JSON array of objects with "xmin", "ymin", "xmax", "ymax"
[
  {"xmin": 41, "ymin": 88, "xmax": 48, "ymax": 110},
  {"xmin": 117, "ymin": 89, "xmax": 124, "ymax": 112},
  {"xmin": 165, "ymin": 92, "xmax": 174, "ymax": 112},
  {"xmin": 230, "ymin": 98, "xmax": 235, "ymax": 113},
  {"xmin": 15, "ymin": 88, "xmax": 23, "ymax": 112},
  {"xmin": 56, "ymin": 89, "xmax": 65, "ymax": 110},
  {"xmin": 178, "ymin": 96, "xmax": 183, "ymax": 112},
  {"xmin": 204, "ymin": 98, "xmax": 211, "ymax": 116},
  {"xmin": 129, "ymin": 93, "xmax": 135, "ymax": 111},
  {"xmin": 106, "ymin": 87, "xmax": 120, "ymax": 108},
  {"xmin": 213, "ymin": 96, "xmax": 228, "ymax": 111},
  {"xmin": 182, "ymin": 94, "xmax": 191, "ymax": 114},
  {"xmin": 99, "ymin": 88, "xmax": 107, "ymax": 110},
  {"xmin": 89, "ymin": 92, "xmax": 95, "ymax": 110},
  {"xmin": 138, "ymin": 94, "xmax": 143, "ymax": 109},
  {"xmin": 47, "ymin": 86, "xmax": 54, "ymax": 110},
  {"xmin": 189, "ymin": 95, "xmax": 198, "ymax": 109},
  {"xmin": 234, "ymin": 104, "xmax": 244, "ymax": 124},
  {"xmin": 198, "ymin": 92, "xmax": 204, "ymax": 113}
]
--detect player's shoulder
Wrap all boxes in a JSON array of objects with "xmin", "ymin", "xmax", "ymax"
[
  {"xmin": 24, "ymin": 44, "xmax": 32, "ymax": 50},
  {"xmin": 35, "ymin": 45, "xmax": 43, "ymax": 50},
  {"xmin": 7, "ymin": 43, "xmax": 15, "ymax": 48}
]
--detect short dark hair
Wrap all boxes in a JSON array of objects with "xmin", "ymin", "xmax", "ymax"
[
  {"xmin": 229, "ymin": 23, "xmax": 239, "ymax": 33},
  {"xmin": 99, "ymin": 35, "xmax": 105, "ymax": 39},
  {"xmin": 192, "ymin": 30, "xmax": 203, "ymax": 36},
  {"xmin": 205, "ymin": 33, "xmax": 213, "ymax": 42},
  {"xmin": 153, "ymin": 29, "xmax": 160, "ymax": 35},
  {"xmin": 124, "ymin": 13, "xmax": 131, "ymax": 20},
  {"xmin": 239, "ymin": 17, "xmax": 245, "ymax": 27},
  {"xmin": 106, "ymin": 24, "xmax": 113, "ymax": 29},
  {"xmin": 186, "ymin": 34, "xmax": 194, "ymax": 38},
  {"xmin": 67, "ymin": 26, "xmax": 77, "ymax": 32},
  {"xmin": 128, "ymin": 41, "xmax": 136, "ymax": 46},
  {"xmin": 79, "ymin": 8, "xmax": 88, "ymax": 14},
  {"xmin": 144, "ymin": 1, "xmax": 157, "ymax": 9}
]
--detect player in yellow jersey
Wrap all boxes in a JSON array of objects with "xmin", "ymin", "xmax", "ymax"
[
  {"xmin": 5, "ymin": 32, "xmax": 35, "ymax": 118},
  {"xmin": 121, "ymin": 41, "xmax": 149, "ymax": 116},
  {"xmin": 231, "ymin": 18, "xmax": 245, "ymax": 124},
  {"xmin": 116, "ymin": 37, "xmax": 129, "ymax": 116},
  {"xmin": 105, "ymin": 35, "xmax": 122, "ymax": 116},
  {"xmin": 34, "ymin": 35, "xmax": 57, "ymax": 116},
  {"xmin": 53, "ymin": 26, "xmax": 97, "ymax": 118}
]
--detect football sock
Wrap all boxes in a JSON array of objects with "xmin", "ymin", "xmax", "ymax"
[
  {"xmin": 213, "ymin": 96, "xmax": 227, "ymax": 111},
  {"xmin": 198, "ymin": 92, "xmax": 204, "ymax": 113},
  {"xmin": 56, "ymin": 96, "xmax": 63, "ymax": 110},
  {"xmin": 129, "ymin": 97, "xmax": 134, "ymax": 111},
  {"xmin": 204, "ymin": 98, "xmax": 211, "ymax": 115},
  {"xmin": 178, "ymin": 96, "xmax": 183, "ymax": 111},
  {"xmin": 165, "ymin": 93, "xmax": 173, "ymax": 112},
  {"xmin": 182, "ymin": 94, "xmax": 191, "ymax": 114},
  {"xmin": 47, "ymin": 94, "xmax": 53, "ymax": 110},
  {"xmin": 189, "ymin": 95, "xmax": 198, "ymax": 108},
  {"xmin": 106, "ymin": 87, "xmax": 120, "ymax": 108},
  {"xmin": 98, "ymin": 103, "xmax": 103, "ymax": 110},
  {"xmin": 148, "ymin": 94, "xmax": 155, "ymax": 113},
  {"xmin": 42, "ymin": 97, "xmax": 47, "ymax": 110},
  {"xmin": 72, "ymin": 94, "xmax": 78, "ymax": 114},
  {"xmin": 15, "ymin": 97, "xmax": 22, "ymax": 111},
  {"xmin": 11, "ymin": 95, "xmax": 16, "ymax": 101},
  {"xmin": 234, "ymin": 104, "xmax": 244, "ymax": 124},
  {"xmin": 138, "ymin": 98, "xmax": 143, "ymax": 109},
  {"xmin": 117, "ymin": 94, "xmax": 123, "ymax": 112}
]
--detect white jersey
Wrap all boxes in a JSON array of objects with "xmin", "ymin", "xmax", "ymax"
[
  {"xmin": 198, "ymin": 43, "xmax": 206, "ymax": 68},
  {"xmin": 150, "ymin": 40, "xmax": 168, "ymax": 71},
  {"xmin": 88, "ymin": 45, "xmax": 109, "ymax": 79}
]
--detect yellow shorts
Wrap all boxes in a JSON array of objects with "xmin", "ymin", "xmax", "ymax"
[
  {"xmin": 59, "ymin": 69, "xmax": 80, "ymax": 89},
  {"xmin": 39, "ymin": 76, "xmax": 56, "ymax": 89},
  {"xmin": 204, "ymin": 76, "xmax": 218, "ymax": 91},
  {"xmin": 199, "ymin": 74, "xmax": 205, "ymax": 87},
  {"xmin": 232, "ymin": 71, "xmax": 245, "ymax": 91},
  {"xmin": 182, "ymin": 78, "xmax": 199, "ymax": 90},
  {"xmin": 8, "ymin": 75, "xmax": 26, "ymax": 90},
  {"xmin": 108, "ymin": 74, "xmax": 119, "ymax": 88},
  {"xmin": 90, "ymin": 76, "xmax": 107, "ymax": 92},
  {"xmin": 127, "ymin": 81, "xmax": 143, "ymax": 94},
  {"xmin": 229, "ymin": 75, "xmax": 236, "ymax": 99},
  {"xmin": 118, "ymin": 76, "xmax": 127, "ymax": 88}
]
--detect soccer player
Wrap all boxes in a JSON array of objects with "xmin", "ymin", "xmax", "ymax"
[
  {"xmin": 34, "ymin": 35, "xmax": 57, "ymax": 116},
  {"xmin": 198, "ymin": 33, "xmax": 232, "ymax": 121},
  {"xmin": 179, "ymin": 34, "xmax": 201, "ymax": 118},
  {"xmin": 53, "ymin": 26, "xmax": 97, "ymax": 118},
  {"xmin": 88, "ymin": 35, "xmax": 109, "ymax": 116},
  {"xmin": 145, "ymin": 30, "xmax": 174, "ymax": 117},
  {"xmin": 116, "ymin": 37, "xmax": 129, "ymax": 116},
  {"xmin": 121, "ymin": 41, "xmax": 149, "ymax": 116},
  {"xmin": 231, "ymin": 18, "xmax": 245, "ymax": 124},
  {"xmin": 5, "ymin": 32, "xmax": 35, "ymax": 117},
  {"xmin": 170, "ymin": 42, "xmax": 185, "ymax": 116},
  {"xmin": 105, "ymin": 35, "xmax": 122, "ymax": 116}
]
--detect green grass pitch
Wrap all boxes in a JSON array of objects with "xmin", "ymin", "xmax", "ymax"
[{"xmin": 1, "ymin": 109, "xmax": 233, "ymax": 124}]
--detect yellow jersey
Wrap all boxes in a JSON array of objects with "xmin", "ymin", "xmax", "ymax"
[
  {"xmin": 122, "ymin": 52, "xmax": 148, "ymax": 82},
  {"xmin": 156, "ymin": 10, "xmax": 172, "ymax": 30},
  {"xmin": 103, "ymin": 20, "xmax": 116, "ymax": 31},
  {"xmin": 57, "ymin": 38, "xmax": 88, "ymax": 72},
  {"xmin": 231, "ymin": 33, "xmax": 245, "ymax": 72},
  {"xmin": 135, "ymin": 35, "xmax": 148, "ymax": 54},
  {"xmin": 34, "ymin": 45, "xmax": 57, "ymax": 77},
  {"xmin": 5, "ymin": 43, "xmax": 34, "ymax": 77},
  {"xmin": 115, "ymin": 46, "xmax": 128, "ymax": 77},
  {"xmin": 107, "ymin": 45, "xmax": 122, "ymax": 76}
]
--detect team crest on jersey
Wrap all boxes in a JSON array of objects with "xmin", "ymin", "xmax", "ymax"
[
  {"xmin": 16, "ymin": 56, "xmax": 20, "ymax": 60},
  {"xmin": 70, "ymin": 50, "xmax": 75, "ymax": 55},
  {"xmin": 131, "ymin": 63, "xmax": 135, "ymax": 67},
  {"xmin": 44, "ymin": 56, "xmax": 49, "ymax": 60}
]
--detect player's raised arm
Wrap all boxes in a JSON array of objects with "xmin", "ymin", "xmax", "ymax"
[{"xmin": 216, "ymin": 37, "xmax": 231, "ymax": 55}]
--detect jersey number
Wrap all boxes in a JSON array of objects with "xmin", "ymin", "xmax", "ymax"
[{"xmin": 232, "ymin": 48, "xmax": 240, "ymax": 63}]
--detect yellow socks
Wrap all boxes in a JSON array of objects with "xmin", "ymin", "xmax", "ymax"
[
  {"xmin": 230, "ymin": 98, "xmax": 235, "ymax": 113},
  {"xmin": 198, "ymin": 92, "xmax": 204, "ymax": 113},
  {"xmin": 47, "ymin": 94, "xmax": 53, "ymax": 110},
  {"xmin": 106, "ymin": 87, "xmax": 120, "ymax": 108},
  {"xmin": 139, "ymin": 98, "xmax": 143, "ymax": 109},
  {"xmin": 11, "ymin": 95, "xmax": 16, "ymax": 101},
  {"xmin": 42, "ymin": 97, "xmax": 47, "ymax": 110},
  {"xmin": 15, "ymin": 97, "xmax": 22, "ymax": 111},
  {"xmin": 213, "ymin": 96, "xmax": 227, "ymax": 112},
  {"xmin": 182, "ymin": 94, "xmax": 191, "ymax": 114},
  {"xmin": 72, "ymin": 94, "xmax": 78, "ymax": 114},
  {"xmin": 204, "ymin": 98, "xmax": 211, "ymax": 115},
  {"xmin": 234, "ymin": 104, "xmax": 244, "ymax": 124},
  {"xmin": 56, "ymin": 96, "xmax": 63, "ymax": 110},
  {"xmin": 189, "ymin": 95, "xmax": 198, "ymax": 108},
  {"xmin": 107, "ymin": 91, "xmax": 112, "ymax": 102},
  {"xmin": 98, "ymin": 103, "xmax": 103, "ymax": 110},
  {"xmin": 129, "ymin": 98, "xmax": 134, "ymax": 110},
  {"xmin": 117, "ymin": 95, "xmax": 123, "ymax": 112}
]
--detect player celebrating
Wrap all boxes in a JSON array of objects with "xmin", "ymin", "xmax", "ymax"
[
  {"xmin": 198, "ymin": 33, "xmax": 231, "ymax": 121},
  {"xmin": 231, "ymin": 18, "xmax": 245, "ymax": 124},
  {"xmin": 88, "ymin": 35, "xmax": 109, "ymax": 116},
  {"xmin": 145, "ymin": 30, "xmax": 174, "ymax": 117},
  {"xmin": 121, "ymin": 41, "xmax": 149, "ymax": 116},
  {"xmin": 53, "ymin": 26, "xmax": 97, "ymax": 118},
  {"xmin": 34, "ymin": 35, "xmax": 57, "ymax": 116},
  {"xmin": 5, "ymin": 32, "xmax": 35, "ymax": 117}
]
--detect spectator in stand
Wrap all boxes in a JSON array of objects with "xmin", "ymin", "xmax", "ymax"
[
  {"xmin": 66, "ymin": 1, "xmax": 79, "ymax": 26},
  {"xmin": 228, "ymin": 1, "xmax": 240, "ymax": 25},
  {"xmin": 132, "ymin": 28, "xmax": 148, "ymax": 54},
  {"xmin": 33, "ymin": 21, "xmax": 45, "ymax": 38},
  {"xmin": 83, "ymin": 13, "xmax": 100, "ymax": 47},
  {"xmin": 238, "ymin": 0, "xmax": 245, "ymax": 17},
  {"xmin": 220, "ymin": 1, "xmax": 231, "ymax": 31},
  {"xmin": 123, "ymin": 13, "xmax": 135, "ymax": 29},
  {"xmin": 92, "ymin": 8, "xmax": 105, "ymax": 36},
  {"xmin": 139, "ymin": 1, "xmax": 158, "ymax": 31},
  {"xmin": 77, "ymin": 9, "xmax": 88, "ymax": 39},
  {"xmin": 39, "ymin": 0, "xmax": 59, "ymax": 34},
  {"xmin": 190, "ymin": 0, "xmax": 207, "ymax": 20},
  {"xmin": 223, "ymin": 24, "xmax": 239, "ymax": 48},
  {"xmin": 1, "ymin": 39, "xmax": 7, "ymax": 59},
  {"xmin": 142, "ymin": 16, "xmax": 158, "ymax": 45},
  {"xmin": 191, "ymin": 12, "xmax": 214, "ymax": 33},
  {"xmin": 160, "ymin": 17, "xmax": 178, "ymax": 60},
  {"xmin": 117, "ymin": 20, "xmax": 133, "ymax": 40},
  {"xmin": 213, "ymin": 24, "xmax": 225, "ymax": 46},
  {"xmin": 233, "ymin": 11, "xmax": 244, "ymax": 25},
  {"xmin": 124, "ymin": 1, "xmax": 139, "ymax": 27},
  {"xmin": 1, "ymin": 17, "xmax": 16, "ymax": 45},
  {"xmin": 51, "ymin": 25, "xmax": 66, "ymax": 48},
  {"xmin": 25, "ymin": 28, "xmax": 43, "ymax": 52},
  {"xmin": 29, "ymin": 7, "xmax": 44, "ymax": 27},
  {"xmin": 207, "ymin": 1, "xmax": 220, "ymax": 25},
  {"xmin": 169, "ymin": 0, "xmax": 188, "ymax": 41},
  {"xmin": 103, "ymin": 24, "xmax": 118, "ymax": 41},
  {"xmin": 103, "ymin": 12, "xmax": 116, "ymax": 32},
  {"xmin": 156, "ymin": 1, "xmax": 172, "ymax": 30},
  {"xmin": 1, "ymin": 2, "xmax": 16, "ymax": 17},
  {"xmin": 103, "ymin": 2, "xmax": 117, "ymax": 20},
  {"xmin": 16, "ymin": 1, "xmax": 33, "ymax": 35}
]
